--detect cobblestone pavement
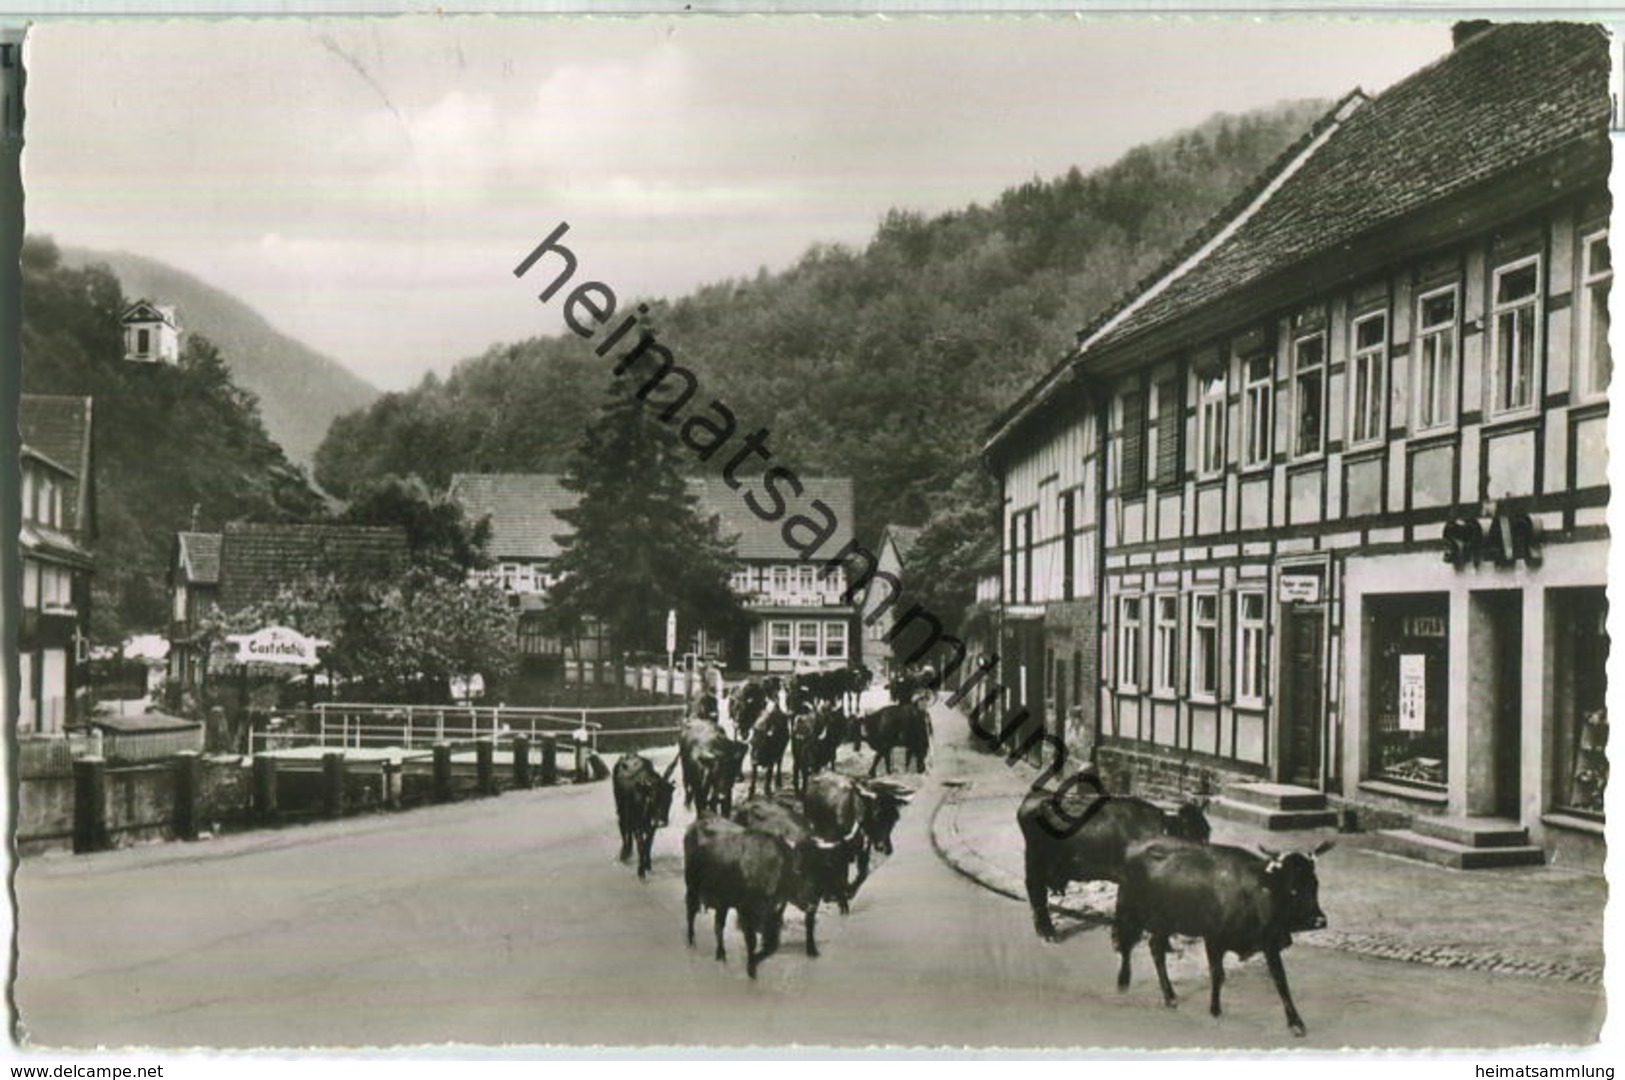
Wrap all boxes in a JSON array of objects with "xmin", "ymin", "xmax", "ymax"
[{"xmin": 928, "ymin": 716, "xmax": 1606, "ymax": 986}]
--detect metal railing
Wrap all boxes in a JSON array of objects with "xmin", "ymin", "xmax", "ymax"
[{"xmin": 247, "ymin": 702, "xmax": 688, "ymax": 756}]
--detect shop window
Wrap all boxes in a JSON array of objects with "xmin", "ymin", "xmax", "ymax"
[
  {"xmin": 1366, "ymin": 595, "xmax": 1450, "ymax": 788},
  {"xmin": 1552, "ymin": 587, "xmax": 1608, "ymax": 818},
  {"xmin": 1415, "ymin": 286, "xmax": 1459, "ymax": 432}
]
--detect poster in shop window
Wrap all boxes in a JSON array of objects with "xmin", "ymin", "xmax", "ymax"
[{"xmin": 1399, "ymin": 653, "xmax": 1427, "ymax": 732}]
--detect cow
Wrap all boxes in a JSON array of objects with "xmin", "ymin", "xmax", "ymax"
[
  {"xmin": 801, "ymin": 772, "xmax": 913, "ymax": 911},
  {"xmin": 678, "ymin": 717, "xmax": 749, "ymax": 816},
  {"xmin": 789, "ymin": 702, "xmax": 847, "ymax": 794},
  {"xmin": 1018, "ymin": 780, "xmax": 1211, "ymax": 941},
  {"xmin": 611, "ymin": 752, "xmax": 678, "ymax": 879},
  {"xmin": 748, "ymin": 707, "xmax": 791, "ymax": 797},
  {"xmin": 683, "ymin": 816, "xmax": 821, "ymax": 979},
  {"xmin": 860, "ymin": 703, "xmax": 931, "ymax": 775},
  {"xmin": 1113, "ymin": 839, "xmax": 1334, "ymax": 1037},
  {"xmin": 730, "ymin": 679, "xmax": 772, "ymax": 739},
  {"xmin": 730, "ymin": 797, "xmax": 847, "ymax": 958}
]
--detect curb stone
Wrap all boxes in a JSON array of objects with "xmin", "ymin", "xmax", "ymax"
[{"xmin": 929, "ymin": 780, "xmax": 1603, "ymax": 986}]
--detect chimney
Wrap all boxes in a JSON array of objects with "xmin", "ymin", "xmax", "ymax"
[{"xmin": 1452, "ymin": 20, "xmax": 1493, "ymax": 48}]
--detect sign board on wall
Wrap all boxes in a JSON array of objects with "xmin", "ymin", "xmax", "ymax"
[
  {"xmin": 1398, "ymin": 654, "xmax": 1427, "ymax": 732},
  {"xmin": 226, "ymin": 625, "xmax": 328, "ymax": 667},
  {"xmin": 1278, "ymin": 575, "xmax": 1322, "ymax": 604}
]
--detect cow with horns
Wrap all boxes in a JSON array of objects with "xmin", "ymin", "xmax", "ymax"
[
  {"xmin": 1113, "ymin": 839, "xmax": 1334, "ymax": 1037},
  {"xmin": 1017, "ymin": 777, "xmax": 1211, "ymax": 942}
]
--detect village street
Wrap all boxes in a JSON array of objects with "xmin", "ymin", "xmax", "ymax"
[{"xmin": 13, "ymin": 717, "xmax": 1603, "ymax": 1053}]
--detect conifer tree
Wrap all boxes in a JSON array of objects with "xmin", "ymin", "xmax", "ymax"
[{"xmin": 542, "ymin": 377, "xmax": 746, "ymax": 658}]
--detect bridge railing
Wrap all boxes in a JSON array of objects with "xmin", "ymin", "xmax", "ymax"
[{"xmin": 247, "ymin": 702, "xmax": 688, "ymax": 756}]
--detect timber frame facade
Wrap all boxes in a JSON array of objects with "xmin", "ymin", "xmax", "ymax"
[{"xmin": 984, "ymin": 22, "xmax": 1610, "ymax": 868}]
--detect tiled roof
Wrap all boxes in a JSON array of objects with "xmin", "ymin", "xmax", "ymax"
[
  {"xmin": 216, "ymin": 522, "xmax": 408, "ymax": 613},
  {"xmin": 19, "ymin": 394, "xmax": 94, "ymax": 536},
  {"xmin": 448, "ymin": 473, "xmax": 577, "ymax": 562},
  {"xmin": 988, "ymin": 22, "xmax": 1610, "ymax": 451},
  {"xmin": 1084, "ymin": 22, "xmax": 1610, "ymax": 357},
  {"xmin": 450, "ymin": 473, "xmax": 858, "ymax": 564},
  {"xmin": 176, "ymin": 531, "xmax": 223, "ymax": 586}
]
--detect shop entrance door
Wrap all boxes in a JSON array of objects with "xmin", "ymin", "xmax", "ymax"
[{"xmin": 1279, "ymin": 605, "xmax": 1325, "ymax": 787}]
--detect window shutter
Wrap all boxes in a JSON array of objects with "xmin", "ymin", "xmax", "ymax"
[
  {"xmin": 1155, "ymin": 376, "xmax": 1183, "ymax": 485},
  {"xmin": 1120, "ymin": 389, "xmax": 1147, "ymax": 497}
]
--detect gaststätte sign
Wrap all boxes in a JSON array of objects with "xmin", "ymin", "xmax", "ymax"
[{"xmin": 225, "ymin": 625, "xmax": 329, "ymax": 667}]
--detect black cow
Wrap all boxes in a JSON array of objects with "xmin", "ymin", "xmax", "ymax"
[
  {"xmin": 861, "ymin": 703, "xmax": 931, "ymax": 775},
  {"xmin": 612, "ymin": 752, "xmax": 678, "ymax": 879},
  {"xmin": 1018, "ymin": 781, "xmax": 1210, "ymax": 941},
  {"xmin": 678, "ymin": 718, "xmax": 748, "ymax": 816},
  {"xmin": 731, "ymin": 797, "xmax": 846, "ymax": 958},
  {"xmin": 789, "ymin": 703, "xmax": 847, "ymax": 794},
  {"xmin": 801, "ymin": 772, "xmax": 913, "ymax": 911},
  {"xmin": 683, "ymin": 816, "xmax": 820, "ymax": 979},
  {"xmin": 748, "ymin": 708, "xmax": 790, "ymax": 797},
  {"xmin": 1114, "ymin": 839, "xmax": 1333, "ymax": 1037}
]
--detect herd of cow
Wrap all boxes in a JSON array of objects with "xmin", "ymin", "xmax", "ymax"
[
  {"xmin": 609, "ymin": 666, "xmax": 1335, "ymax": 1038},
  {"xmin": 611, "ymin": 669, "xmax": 923, "ymax": 977}
]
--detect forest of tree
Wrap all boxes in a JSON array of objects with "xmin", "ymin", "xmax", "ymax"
[
  {"xmin": 312, "ymin": 102, "xmax": 1330, "ymax": 563},
  {"xmin": 21, "ymin": 236, "xmax": 327, "ymax": 641}
]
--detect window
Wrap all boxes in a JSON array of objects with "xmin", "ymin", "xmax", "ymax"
[
  {"xmin": 1366, "ymin": 595, "xmax": 1449, "ymax": 788},
  {"xmin": 798, "ymin": 565, "xmax": 817, "ymax": 594},
  {"xmin": 1117, "ymin": 595, "xmax": 1144, "ymax": 692},
  {"xmin": 1349, "ymin": 312, "xmax": 1387, "ymax": 445},
  {"xmin": 1243, "ymin": 355, "xmax": 1273, "ymax": 468},
  {"xmin": 750, "ymin": 623, "xmax": 767, "ymax": 658},
  {"xmin": 1153, "ymin": 594, "xmax": 1179, "ymax": 696},
  {"xmin": 1552, "ymin": 588, "xmax": 1607, "ymax": 818},
  {"xmin": 769, "ymin": 621, "xmax": 793, "ymax": 658},
  {"xmin": 731, "ymin": 570, "xmax": 752, "ymax": 593},
  {"xmin": 772, "ymin": 566, "xmax": 790, "ymax": 594},
  {"xmin": 1191, "ymin": 592, "xmax": 1219, "ymax": 700},
  {"xmin": 796, "ymin": 621, "xmax": 820, "ymax": 657},
  {"xmin": 22, "ymin": 560, "xmax": 38, "ymax": 609},
  {"xmin": 1415, "ymin": 286, "xmax": 1459, "ymax": 432},
  {"xmin": 1490, "ymin": 257, "xmax": 1541, "ymax": 416},
  {"xmin": 1197, "ymin": 373, "xmax": 1226, "ymax": 477},
  {"xmin": 1060, "ymin": 491, "xmax": 1077, "ymax": 600},
  {"xmin": 823, "ymin": 621, "xmax": 848, "ymax": 659},
  {"xmin": 1237, "ymin": 591, "xmax": 1267, "ymax": 705},
  {"xmin": 21, "ymin": 468, "xmax": 33, "ymax": 525},
  {"xmin": 1154, "ymin": 376, "xmax": 1183, "ymax": 486},
  {"xmin": 1579, "ymin": 232, "xmax": 1611, "ymax": 400},
  {"xmin": 1119, "ymin": 387, "xmax": 1147, "ymax": 497},
  {"xmin": 137, "ymin": 328, "xmax": 150, "ymax": 355},
  {"xmin": 1292, "ymin": 332, "xmax": 1326, "ymax": 457},
  {"xmin": 1007, "ymin": 507, "xmax": 1036, "ymax": 604}
]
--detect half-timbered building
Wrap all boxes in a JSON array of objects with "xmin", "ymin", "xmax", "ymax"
[{"xmin": 985, "ymin": 22, "xmax": 1609, "ymax": 868}]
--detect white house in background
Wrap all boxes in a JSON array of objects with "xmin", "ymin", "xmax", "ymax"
[{"xmin": 122, "ymin": 300, "xmax": 181, "ymax": 364}]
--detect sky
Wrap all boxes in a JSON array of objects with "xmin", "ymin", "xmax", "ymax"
[{"xmin": 22, "ymin": 16, "xmax": 1457, "ymax": 391}]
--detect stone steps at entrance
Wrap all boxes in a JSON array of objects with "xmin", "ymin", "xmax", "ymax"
[
  {"xmin": 1209, "ymin": 783, "xmax": 1338, "ymax": 831},
  {"xmin": 1367, "ymin": 826, "xmax": 1545, "ymax": 869},
  {"xmin": 1409, "ymin": 814, "xmax": 1530, "ymax": 848}
]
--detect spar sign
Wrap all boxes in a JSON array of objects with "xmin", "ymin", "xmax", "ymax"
[{"xmin": 226, "ymin": 625, "xmax": 329, "ymax": 667}]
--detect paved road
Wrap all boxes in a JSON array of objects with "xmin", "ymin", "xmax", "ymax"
[{"xmin": 14, "ymin": 745, "xmax": 1603, "ymax": 1051}]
